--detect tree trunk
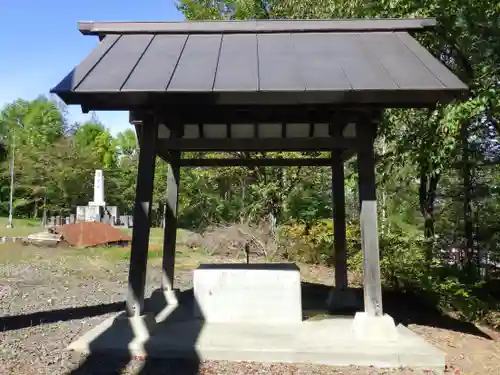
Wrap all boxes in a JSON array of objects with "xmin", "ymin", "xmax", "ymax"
[
  {"xmin": 461, "ymin": 120, "xmax": 475, "ymax": 278},
  {"xmin": 419, "ymin": 165, "xmax": 439, "ymax": 263},
  {"xmin": 380, "ymin": 136, "xmax": 388, "ymax": 235}
]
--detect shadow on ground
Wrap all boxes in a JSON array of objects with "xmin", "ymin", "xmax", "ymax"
[
  {"xmin": 301, "ymin": 281, "xmax": 493, "ymax": 339},
  {"xmin": 0, "ymin": 301, "xmax": 125, "ymax": 332},
  {"xmin": 66, "ymin": 289, "xmax": 202, "ymax": 375}
]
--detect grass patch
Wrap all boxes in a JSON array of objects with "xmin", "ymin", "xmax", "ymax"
[
  {"xmin": 120, "ymin": 228, "xmax": 190, "ymax": 246},
  {"xmin": 0, "ymin": 243, "xmax": 42, "ymax": 263},
  {"xmin": 0, "ymin": 217, "xmax": 42, "ymax": 237},
  {"xmin": 120, "ymin": 227, "xmax": 165, "ymax": 245},
  {"xmin": 66, "ymin": 245, "xmax": 164, "ymax": 261},
  {"xmin": 64, "ymin": 244, "xmax": 208, "ymax": 266}
]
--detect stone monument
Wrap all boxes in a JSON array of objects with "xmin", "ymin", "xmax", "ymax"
[
  {"xmin": 89, "ymin": 169, "xmax": 106, "ymax": 207},
  {"xmin": 75, "ymin": 170, "xmax": 124, "ymax": 225}
]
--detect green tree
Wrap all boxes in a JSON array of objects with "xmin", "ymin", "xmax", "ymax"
[
  {"xmin": 0, "ymin": 97, "xmax": 67, "ymax": 217},
  {"xmin": 0, "ymin": 97, "xmax": 65, "ymax": 147},
  {"xmin": 116, "ymin": 129, "xmax": 138, "ymax": 157},
  {"xmin": 73, "ymin": 118, "xmax": 106, "ymax": 149},
  {"xmin": 73, "ymin": 117, "xmax": 117, "ymax": 169}
]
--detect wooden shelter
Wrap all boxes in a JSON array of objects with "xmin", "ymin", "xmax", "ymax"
[{"xmin": 51, "ymin": 18, "xmax": 468, "ymax": 319}]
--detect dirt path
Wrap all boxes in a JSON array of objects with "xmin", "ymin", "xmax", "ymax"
[{"xmin": 0, "ymin": 245, "xmax": 498, "ymax": 375}]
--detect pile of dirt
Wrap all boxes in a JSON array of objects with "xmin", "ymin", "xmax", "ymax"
[
  {"xmin": 200, "ymin": 223, "xmax": 276, "ymax": 258},
  {"xmin": 53, "ymin": 222, "xmax": 132, "ymax": 248},
  {"xmin": 177, "ymin": 229, "xmax": 204, "ymax": 249}
]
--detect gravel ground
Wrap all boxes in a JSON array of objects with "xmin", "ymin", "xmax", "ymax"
[{"xmin": 0, "ymin": 245, "xmax": 499, "ymax": 375}]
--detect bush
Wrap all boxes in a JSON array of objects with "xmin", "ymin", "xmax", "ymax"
[
  {"xmin": 279, "ymin": 221, "xmax": 497, "ymax": 324},
  {"xmin": 346, "ymin": 229, "xmax": 494, "ymax": 323},
  {"xmin": 420, "ymin": 274, "xmax": 489, "ymax": 321},
  {"xmin": 376, "ymin": 231, "xmax": 492, "ymax": 322},
  {"xmin": 379, "ymin": 231, "xmax": 428, "ymax": 290},
  {"xmin": 277, "ymin": 221, "xmax": 326, "ymax": 264},
  {"xmin": 278, "ymin": 219, "xmax": 360, "ymax": 265}
]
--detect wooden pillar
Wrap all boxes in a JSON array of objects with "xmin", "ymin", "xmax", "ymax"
[
  {"xmin": 332, "ymin": 150, "xmax": 348, "ymax": 290},
  {"xmin": 126, "ymin": 116, "xmax": 158, "ymax": 317},
  {"xmin": 357, "ymin": 124, "xmax": 383, "ymax": 317},
  {"xmin": 161, "ymin": 150, "xmax": 181, "ymax": 292}
]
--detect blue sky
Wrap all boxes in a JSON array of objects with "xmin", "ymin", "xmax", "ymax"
[{"xmin": 0, "ymin": 0, "xmax": 183, "ymax": 135}]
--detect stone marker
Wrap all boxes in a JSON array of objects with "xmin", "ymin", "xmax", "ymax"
[
  {"xmin": 76, "ymin": 206, "xmax": 86, "ymax": 222},
  {"xmin": 106, "ymin": 206, "xmax": 119, "ymax": 225},
  {"xmin": 119, "ymin": 215, "xmax": 128, "ymax": 226},
  {"xmin": 85, "ymin": 205, "xmax": 100, "ymax": 222},
  {"xmin": 102, "ymin": 213, "xmax": 112, "ymax": 225},
  {"xmin": 125, "ymin": 215, "xmax": 133, "ymax": 227},
  {"xmin": 193, "ymin": 263, "xmax": 302, "ymax": 324}
]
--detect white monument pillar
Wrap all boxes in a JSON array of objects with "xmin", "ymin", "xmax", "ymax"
[
  {"xmin": 81, "ymin": 169, "xmax": 119, "ymax": 224},
  {"xmin": 89, "ymin": 169, "xmax": 106, "ymax": 207}
]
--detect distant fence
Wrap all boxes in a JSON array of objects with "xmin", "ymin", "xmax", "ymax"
[{"xmin": 46, "ymin": 214, "xmax": 133, "ymax": 228}]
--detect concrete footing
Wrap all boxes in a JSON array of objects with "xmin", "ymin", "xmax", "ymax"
[
  {"xmin": 65, "ymin": 263, "xmax": 443, "ymax": 371},
  {"xmin": 67, "ymin": 314, "xmax": 445, "ymax": 371},
  {"xmin": 352, "ymin": 312, "xmax": 398, "ymax": 341}
]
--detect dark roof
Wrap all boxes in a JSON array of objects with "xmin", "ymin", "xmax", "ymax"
[{"xmin": 51, "ymin": 19, "xmax": 468, "ymax": 109}]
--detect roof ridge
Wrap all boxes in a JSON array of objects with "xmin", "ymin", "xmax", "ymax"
[{"xmin": 78, "ymin": 18, "xmax": 436, "ymax": 36}]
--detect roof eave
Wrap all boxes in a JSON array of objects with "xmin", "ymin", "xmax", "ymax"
[{"xmin": 49, "ymin": 88, "xmax": 467, "ymax": 113}]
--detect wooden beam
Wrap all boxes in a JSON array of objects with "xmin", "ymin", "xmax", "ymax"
[
  {"xmin": 130, "ymin": 110, "xmax": 147, "ymax": 125},
  {"xmin": 161, "ymin": 150, "xmax": 181, "ymax": 292},
  {"xmin": 157, "ymin": 137, "xmax": 356, "ymax": 152},
  {"xmin": 178, "ymin": 158, "xmax": 333, "ymax": 167},
  {"xmin": 356, "ymin": 123, "xmax": 383, "ymax": 317},
  {"xmin": 309, "ymin": 123, "xmax": 315, "ymax": 137},
  {"xmin": 130, "ymin": 111, "xmax": 147, "ymax": 146},
  {"xmin": 332, "ymin": 150, "xmax": 348, "ymax": 291},
  {"xmin": 156, "ymin": 106, "xmax": 374, "ymax": 127},
  {"xmin": 342, "ymin": 149, "xmax": 356, "ymax": 161},
  {"xmin": 126, "ymin": 114, "xmax": 158, "ymax": 317},
  {"xmin": 133, "ymin": 123, "xmax": 142, "ymax": 150},
  {"xmin": 73, "ymin": 92, "xmax": 452, "ymax": 113}
]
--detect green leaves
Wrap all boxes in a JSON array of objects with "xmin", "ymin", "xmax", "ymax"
[
  {"xmin": 0, "ymin": 97, "xmax": 64, "ymax": 150},
  {"xmin": 116, "ymin": 129, "xmax": 138, "ymax": 157},
  {"xmin": 72, "ymin": 119, "xmax": 119, "ymax": 170}
]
